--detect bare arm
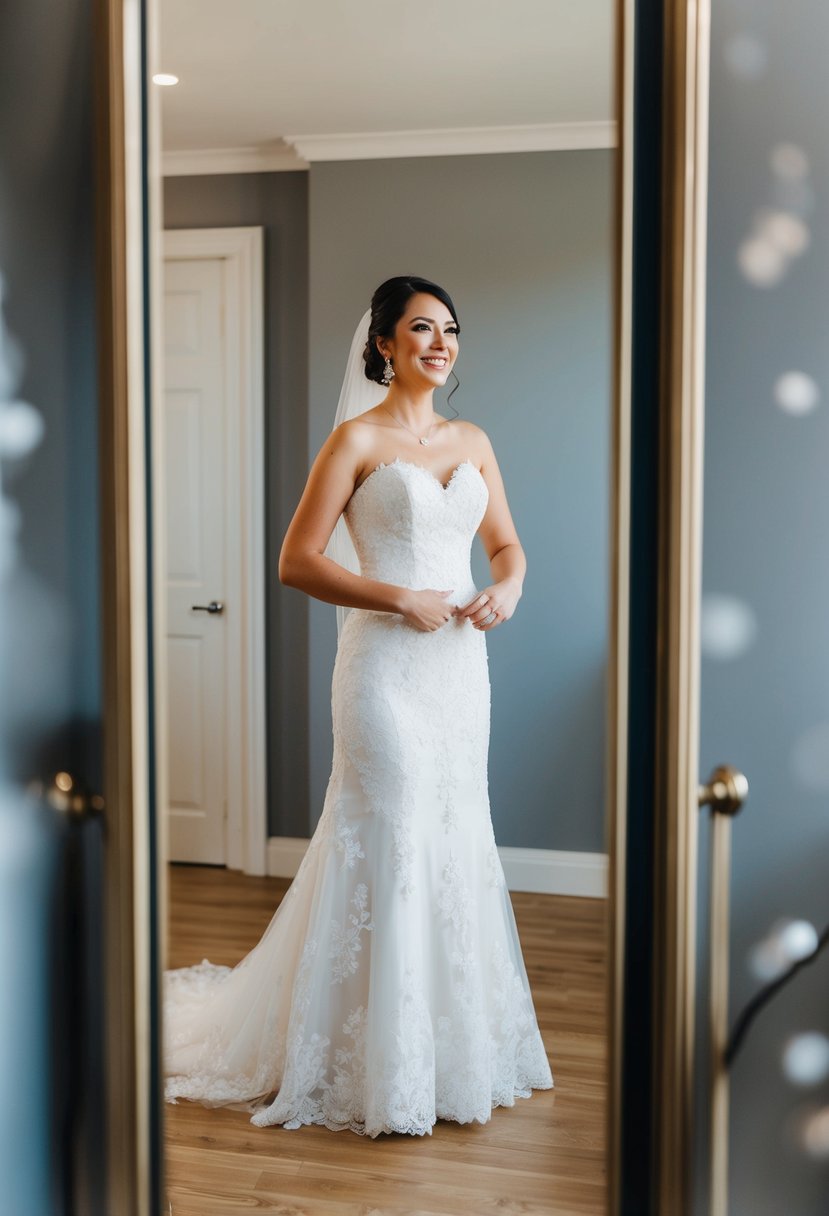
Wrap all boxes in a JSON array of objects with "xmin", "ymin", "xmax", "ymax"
[
  {"xmin": 475, "ymin": 429, "xmax": 526, "ymax": 590},
  {"xmin": 453, "ymin": 426, "xmax": 527, "ymax": 629},
  {"xmin": 278, "ymin": 422, "xmax": 405, "ymax": 613}
]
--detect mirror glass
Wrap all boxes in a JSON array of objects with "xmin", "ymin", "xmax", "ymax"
[{"xmin": 157, "ymin": 2, "xmax": 616, "ymax": 1210}]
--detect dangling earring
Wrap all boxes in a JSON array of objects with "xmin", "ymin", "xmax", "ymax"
[{"xmin": 381, "ymin": 355, "xmax": 394, "ymax": 386}]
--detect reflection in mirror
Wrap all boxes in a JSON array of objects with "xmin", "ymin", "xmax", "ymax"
[{"xmin": 155, "ymin": 2, "xmax": 616, "ymax": 1210}]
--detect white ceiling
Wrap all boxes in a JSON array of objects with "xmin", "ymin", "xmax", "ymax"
[{"xmin": 158, "ymin": 0, "xmax": 616, "ymax": 164}]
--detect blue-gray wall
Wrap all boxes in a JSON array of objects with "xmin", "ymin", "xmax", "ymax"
[
  {"xmin": 165, "ymin": 148, "xmax": 613, "ymax": 851},
  {"xmin": 308, "ymin": 150, "xmax": 612, "ymax": 850},
  {"xmin": 694, "ymin": 3, "xmax": 829, "ymax": 1211}
]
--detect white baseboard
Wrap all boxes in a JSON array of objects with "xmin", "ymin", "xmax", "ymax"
[
  {"xmin": 267, "ymin": 836, "xmax": 607, "ymax": 899},
  {"xmin": 498, "ymin": 845, "xmax": 607, "ymax": 898},
  {"xmin": 266, "ymin": 836, "xmax": 312, "ymax": 879}
]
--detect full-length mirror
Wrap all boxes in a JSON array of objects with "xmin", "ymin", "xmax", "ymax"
[{"xmin": 155, "ymin": 3, "xmax": 617, "ymax": 1210}]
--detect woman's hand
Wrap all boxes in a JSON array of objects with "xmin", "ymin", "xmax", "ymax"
[
  {"xmin": 398, "ymin": 588, "xmax": 457, "ymax": 632},
  {"xmin": 453, "ymin": 578, "xmax": 522, "ymax": 630}
]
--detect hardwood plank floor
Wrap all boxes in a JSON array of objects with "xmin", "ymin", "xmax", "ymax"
[{"xmin": 164, "ymin": 865, "xmax": 608, "ymax": 1216}]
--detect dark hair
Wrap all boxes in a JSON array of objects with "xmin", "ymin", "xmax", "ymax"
[{"xmin": 363, "ymin": 275, "xmax": 461, "ymax": 411}]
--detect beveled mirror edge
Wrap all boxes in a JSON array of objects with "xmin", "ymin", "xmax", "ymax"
[
  {"xmin": 606, "ymin": 0, "xmax": 634, "ymax": 1208},
  {"xmin": 146, "ymin": 0, "xmax": 172, "ymax": 1208}
]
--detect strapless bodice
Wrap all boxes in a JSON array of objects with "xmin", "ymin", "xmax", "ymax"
[{"xmin": 343, "ymin": 458, "xmax": 489, "ymax": 593}]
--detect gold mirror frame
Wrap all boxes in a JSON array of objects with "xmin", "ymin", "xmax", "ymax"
[
  {"xmin": 94, "ymin": 0, "xmax": 157, "ymax": 1210},
  {"xmin": 651, "ymin": 0, "xmax": 711, "ymax": 1210},
  {"xmin": 94, "ymin": 0, "xmax": 713, "ymax": 1211},
  {"xmin": 608, "ymin": 1, "xmax": 711, "ymax": 1211}
]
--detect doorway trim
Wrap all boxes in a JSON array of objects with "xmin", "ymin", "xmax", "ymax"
[{"xmin": 159, "ymin": 226, "xmax": 267, "ymax": 875}]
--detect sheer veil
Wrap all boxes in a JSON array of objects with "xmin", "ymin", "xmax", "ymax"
[{"xmin": 322, "ymin": 307, "xmax": 388, "ymax": 639}]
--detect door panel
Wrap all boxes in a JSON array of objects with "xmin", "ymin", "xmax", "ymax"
[{"xmin": 163, "ymin": 258, "xmax": 228, "ymax": 864}]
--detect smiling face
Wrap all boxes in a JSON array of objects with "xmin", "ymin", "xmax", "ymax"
[{"xmin": 377, "ymin": 293, "xmax": 460, "ymax": 389}]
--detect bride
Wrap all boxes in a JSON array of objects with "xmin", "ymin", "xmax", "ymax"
[{"xmin": 163, "ymin": 274, "xmax": 554, "ymax": 1136}]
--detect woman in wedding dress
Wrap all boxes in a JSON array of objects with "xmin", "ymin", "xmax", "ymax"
[{"xmin": 164, "ymin": 275, "xmax": 554, "ymax": 1136}]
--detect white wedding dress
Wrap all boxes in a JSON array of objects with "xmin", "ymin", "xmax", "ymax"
[{"xmin": 164, "ymin": 456, "xmax": 554, "ymax": 1136}]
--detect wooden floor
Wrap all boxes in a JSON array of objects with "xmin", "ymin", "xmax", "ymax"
[{"xmin": 164, "ymin": 865, "xmax": 608, "ymax": 1216}]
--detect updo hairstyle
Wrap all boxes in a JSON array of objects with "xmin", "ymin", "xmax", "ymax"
[{"xmin": 362, "ymin": 276, "xmax": 461, "ymax": 406}]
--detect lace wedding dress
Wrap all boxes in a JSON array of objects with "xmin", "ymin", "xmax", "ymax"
[{"xmin": 164, "ymin": 456, "xmax": 554, "ymax": 1136}]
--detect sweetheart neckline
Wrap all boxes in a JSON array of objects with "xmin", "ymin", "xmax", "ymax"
[{"xmin": 351, "ymin": 457, "xmax": 480, "ymax": 501}]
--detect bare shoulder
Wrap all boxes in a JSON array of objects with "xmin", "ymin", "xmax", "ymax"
[
  {"xmin": 330, "ymin": 412, "xmax": 388, "ymax": 466},
  {"xmin": 450, "ymin": 418, "xmax": 496, "ymax": 465}
]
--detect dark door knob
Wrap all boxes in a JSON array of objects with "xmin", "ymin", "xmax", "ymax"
[{"xmin": 26, "ymin": 771, "xmax": 105, "ymax": 819}]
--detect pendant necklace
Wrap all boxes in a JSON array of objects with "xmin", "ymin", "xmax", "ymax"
[{"xmin": 380, "ymin": 403, "xmax": 439, "ymax": 446}]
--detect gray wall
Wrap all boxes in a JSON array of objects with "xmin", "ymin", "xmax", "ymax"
[
  {"xmin": 308, "ymin": 150, "xmax": 612, "ymax": 850},
  {"xmin": 164, "ymin": 173, "xmax": 311, "ymax": 838},
  {"xmin": 164, "ymin": 149, "xmax": 613, "ymax": 852},
  {"xmin": 694, "ymin": 2, "xmax": 829, "ymax": 1211}
]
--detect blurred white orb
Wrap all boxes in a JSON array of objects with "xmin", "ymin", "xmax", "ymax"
[
  {"xmin": 778, "ymin": 918, "xmax": 819, "ymax": 962},
  {"xmin": 723, "ymin": 33, "xmax": 768, "ymax": 78},
  {"xmin": 749, "ymin": 918, "xmax": 819, "ymax": 980},
  {"xmin": 737, "ymin": 236, "xmax": 787, "ymax": 286},
  {"xmin": 770, "ymin": 143, "xmax": 810, "ymax": 181},
  {"xmin": 152, "ymin": 73, "xmax": 179, "ymax": 86},
  {"xmin": 800, "ymin": 1106, "xmax": 829, "ymax": 1159},
  {"xmin": 748, "ymin": 937, "xmax": 788, "ymax": 981},
  {"xmin": 791, "ymin": 722, "xmax": 829, "ymax": 790},
  {"xmin": 756, "ymin": 209, "xmax": 810, "ymax": 257},
  {"xmin": 782, "ymin": 1033, "xmax": 829, "ymax": 1086},
  {"xmin": 774, "ymin": 371, "xmax": 820, "ymax": 417},
  {"xmin": 0, "ymin": 400, "xmax": 45, "ymax": 459},
  {"xmin": 700, "ymin": 594, "xmax": 757, "ymax": 660}
]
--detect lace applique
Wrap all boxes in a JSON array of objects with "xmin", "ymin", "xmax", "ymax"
[
  {"xmin": 325, "ymin": 1005, "xmax": 368, "ymax": 1125},
  {"xmin": 372, "ymin": 963, "xmax": 437, "ymax": 1135},
  {"xmin": 333, "ymin": 816, "xmax": 365, "ymax": 870},
  {"xmin": 164, "ymin": 960, "xmax": 287, "ymax": 1106},
  {"xmin": 486, "ymin": 837, "xmax": 506, "ymax": 888},
  {"xmin": 329, "ymin": 882, "xmax": 374, "ymax": 984},
  {"xmin": 437, "ymin": 852, "xmax": 478, "ymax": 980},
  {"xmin": 438, "ymin": 853, "xmax": 473, "ymax": 933},
  {"xmin": 249, "ymin": 935, "xmax": 331, "ymax": 1129},
  {"xmin": 488, "ymin": 940, "xmax": 554, "ymax": 1100},
  {"xmin": 441, "ymin": 802, "xmax": 459, "ymax": 833}
]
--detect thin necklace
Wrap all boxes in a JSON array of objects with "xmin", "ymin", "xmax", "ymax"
[{"xmin": 380, "ymin": 403, "xmax": 440, "ymax": 446}]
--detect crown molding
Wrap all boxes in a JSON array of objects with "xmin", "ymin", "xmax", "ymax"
[
  {"xmin": 285, "ymin": 120, "xmax": 616, "ymax": 161},
  {"xmin": 162, "ymin": 121, "xmax": 616, "ymax": 176},
  {"xmin": 162, "ymin": 141, "xmax": 309, "ymax": 176}
]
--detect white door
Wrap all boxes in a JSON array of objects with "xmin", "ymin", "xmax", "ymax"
[{"xmin": 163, "ymin": 257, "xmax": 228, "ymax": 863}]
